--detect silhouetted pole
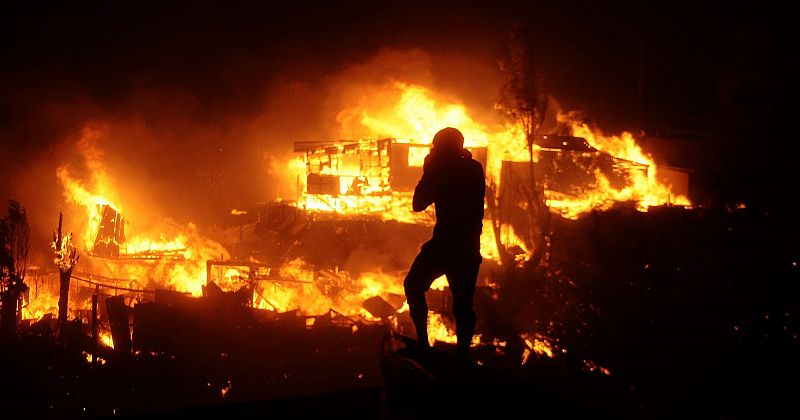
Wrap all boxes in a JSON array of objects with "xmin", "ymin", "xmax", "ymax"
[
  {"xmin": 53, "ymin": 212, "xmax": 78, "ymax": 345},
  {"xmin": 56, "ymin": 213, "xmax": 69, "ymax": 342},
  {"xmin": 91, "ymin": 285, "xmax": 98, "ymax": 366}
]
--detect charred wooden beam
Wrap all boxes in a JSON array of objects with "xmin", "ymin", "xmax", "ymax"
[{"xmin": 106, "ymin": 295, "xmax": 132, "ymax": 355}]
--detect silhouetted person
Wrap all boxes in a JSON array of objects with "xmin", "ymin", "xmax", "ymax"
[{"xmin": 403, "ymin": 127, "xmax": 485, "ymax": 359}]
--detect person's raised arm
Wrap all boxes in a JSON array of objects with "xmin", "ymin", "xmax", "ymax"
[{"xmin": 412, "ymin": 154, "xmax": 437, "ymax": 212}]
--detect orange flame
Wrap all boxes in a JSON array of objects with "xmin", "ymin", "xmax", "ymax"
[
  {"xmin": 332, "ymin": 82, "xmax": 690, "ymax": 221},
  {"xmin": 551, "ymin": 113, "xmax": 692, "ymax": 218},
  {"xmin": 296, "ymin": 82, "xmax": 690, "ymax": 264},
  {"xmin": 54, "ymin": 127, "xmax": 228, "ymax": 297},
  {"xmin": 254, "ymin": 258, "xmax": 405, "ymax": 317}
]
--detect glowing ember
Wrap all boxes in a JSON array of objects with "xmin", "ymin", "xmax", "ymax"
[
  {"xmin": 221, "ymin": 381, "xmax": 233, "ymax": 398},
  {"xmin": 582, "ymin": 359, "xmax": 612, "ymax": 376},
  {"xmin": 521, "ymin": 332, "xmax": 556, "ymax": 365}
]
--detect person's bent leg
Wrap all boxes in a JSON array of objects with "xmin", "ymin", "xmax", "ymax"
[
  {"xmin": 403, "ymin": 242, "xmax": 443, "ymax": 348},
  {"xmin": 447, "ymin": 254, "xmax": 481, "ymax": 359}
]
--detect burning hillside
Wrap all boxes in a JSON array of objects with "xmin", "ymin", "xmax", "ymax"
[
  {"xmin": 13, "ymin": 75, "xmax": 693, "ymax": 356},
  {"xmin": 0, "ymin": 1, "xmax": 794, "ymax": 416}
]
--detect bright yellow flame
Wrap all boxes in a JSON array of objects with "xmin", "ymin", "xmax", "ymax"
[
  {"xmin": 100, "ymin": 330, "xmax": 115, "ymax": 349},
  {"xmin": 336, "ymin": 81, "xmax": 527, "ymax": 181},
  {"xmin": 55, "ymin": 126, "xmax": 229, "ymax": 298},
  {"xmin": 427, "ymin": 312, "xmax": 457, "ymax": 346},
  {"xmin": 22, "ymin": 272, "xmax": 95, "ymax": 322},
  {"xmin": 551, "ymin": 113, "xmax": 692, "ymax": 219},
  {"xmin": 479, "ymin": 222, "xmax": 529, "ymax": 265},
  {"xmin": 21, "ymin": 285, "xmax": 59, "ymax": 321},
  {"xmin": 521, "ymin": 332, "xmax": 556, "ymax": 364},
  {"xmin": 254, "ymin": 258, "xmax": 405, "ymax": 317},
  {"xmin": 429, "ymin": 275, "xmax": 448, "ymax": 291},
  {"xmin": 297, "ymin": 82, "xmax": 690, "ymax": 268},
  {"xmin": 426, "ymin": 312, "xmax": 481, "ymax": 347},
  {"xmin": 334, "ymin": 82, "xmax": 690, "ymax": 218}
]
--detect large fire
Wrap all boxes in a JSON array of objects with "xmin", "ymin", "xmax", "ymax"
[
  {"xmin": 334, "ymin": 81, "xmax": 689, "ymax": 217},
  {"xmin": 21, "ymin": 80, "xmax": 687, "ymax": 355},
  {"xmin": 53, "ymin": 128, "xmax": 229, "ymax": 297},
  {"xmin": 299, "ymin": 81, "xmax": 690, "ymax": 260}
]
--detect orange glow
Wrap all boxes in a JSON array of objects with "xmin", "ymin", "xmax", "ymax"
[
  {"xmin": 429, "ymin": 275, "xmax": 448, "ymax": 291},
  {"xmin": 553, "ymin": 113, "xmax": 692, "ymax": 218},
  {"xmin": 26, "ymin": 80, "xmax": 691, "ymax": 364},
  {"xmin": 521, "ymin": 332, "xmax": 556, "ymax": 365},
  {"xmin": 253, "ymin": 258, "xmax": 406, "ymax": 317},
  {"xmin": 336, "ymin": 81, "xmax": 528, "ymax": 182},
  {"xmin": 334, "ymin": 82, "xmax": 688, "ymax": 219},
  {"xmin": 426, "ymin": 312, "xmax": 481, "ymax": 347},
  {"xmin": 100, "ymin": 330, "xmax": 115, "ymax": 349},
  {"xmin": 427, "ymin": 312, "xmax": 457, "ymax": 346},
  {"xmin": 54, "ymin": 127, "xmax": 229, "ymax": 297},
  {"xmin": 583, "ymin": 359, "xmax": 612, "ymax": 376},
  {"xmin": 21, "ymin": 283, "xmax": 60, "ymax": 321},
  {"xmin": 480, "ymin": 222, "xmax": 529, "ymax": 265},
  {"xmin": 296, "ymin": 82, "xmax": 690, "ymax": 267}
]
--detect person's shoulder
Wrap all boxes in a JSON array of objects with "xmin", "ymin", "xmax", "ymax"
[{"xmin": 466, "ymin": 157, "xmax": 484, "ymax": 174}]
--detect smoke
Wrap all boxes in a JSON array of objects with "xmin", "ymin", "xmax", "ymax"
[
  {"xmin": 0, "ymin": 4, "xmax": 522, "ymax": 262},
  {"xmin": 1, "ymin": 37, "xmax": 508, "ymax": 263}
]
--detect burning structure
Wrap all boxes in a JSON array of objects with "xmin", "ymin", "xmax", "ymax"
[
  {"xmin": 2, "ymin": 2, "xmax": 794, "ymax": 415},
  {"xmin": 12, "ymin": 81, "xmax": 693, "ymax": 360},
  {"xmin": 295, "ymin": 133, "xmax": 689, "ymax": 224},
  {"xmin": 90, "ymin": 204, "xmax": 186, "ymax": 260},
  {"xmin": 2, "ymin": 76, "xmax": 699, "ymax": 419},
  {"xmin": 295, "ymin": 137, "xmax": 487, "ymax": 217}
]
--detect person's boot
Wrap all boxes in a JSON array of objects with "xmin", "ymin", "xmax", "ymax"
[
  {"xmin": 397, "ymin": 317, "xmax": 430, "ymax": 359},
  {"xmin": 414, "ymin": 326, "xmax": 431, "ymax": 354},
  {"xmin": 412, "ymin": 315, "xmax": 431, "ymax": 349}
]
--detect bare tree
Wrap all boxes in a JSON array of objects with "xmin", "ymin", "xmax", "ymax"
[
  {"xmin": 0, "ymin": 200, "xmax": 30, "ymax": 338},
  {"xmin": 497, "ymin": 24, "xmax": 551, "ymax": 270}
]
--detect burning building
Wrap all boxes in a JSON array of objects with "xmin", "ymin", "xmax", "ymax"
[
  {"xmin": 11, "ymin": 80, "xmax": 693, "ymax": 359},
  {"xmin": 0, "ymin": 69, "xmax": 698, "ymax": 420},
  {"xmin": 295, "ymin": 137, "xmax": 486, "ymax": 217},
  {"xmin": 90, "ymin": 204, "xmax": 186, "ymax": 260}
]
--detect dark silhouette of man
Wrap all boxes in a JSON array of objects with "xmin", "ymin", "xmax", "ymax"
[{"xmin": 403, "ymin": 127, "xmax": 485, "ymax": 359}]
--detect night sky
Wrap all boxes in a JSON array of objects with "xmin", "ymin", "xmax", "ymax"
[{"xmin": 1, "ymin": 1, "xmax": 795, "ymax": 225}]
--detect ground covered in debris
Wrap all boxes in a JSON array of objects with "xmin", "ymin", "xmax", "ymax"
[{"xmin": 2, "ymin": 206, "xmax": 798, "ymax": 418}]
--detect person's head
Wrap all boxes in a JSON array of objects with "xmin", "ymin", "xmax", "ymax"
[{"xmin": 431, "ymin": 127, "xmax": 464, "ymax": 156}]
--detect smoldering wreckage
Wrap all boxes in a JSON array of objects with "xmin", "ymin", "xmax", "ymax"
[{"xmin": 8, "ymin": 83, "xmax": 785, "ymax": 418}]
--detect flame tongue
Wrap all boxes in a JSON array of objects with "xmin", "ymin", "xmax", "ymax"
[
  {"xmin": 333, "ymin": 82, "xmax": 689, "ymax": 221},
  {"xmin": 297, "ymin": 81, "xmax": 691, "ymax": 269},
  {"xmin": 31, "ymin": 82, "xmax": 690, "ymax": 338},
  {"xmin": 53, "ymin": 128, "xmax": 228, "ymax": 297}
]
